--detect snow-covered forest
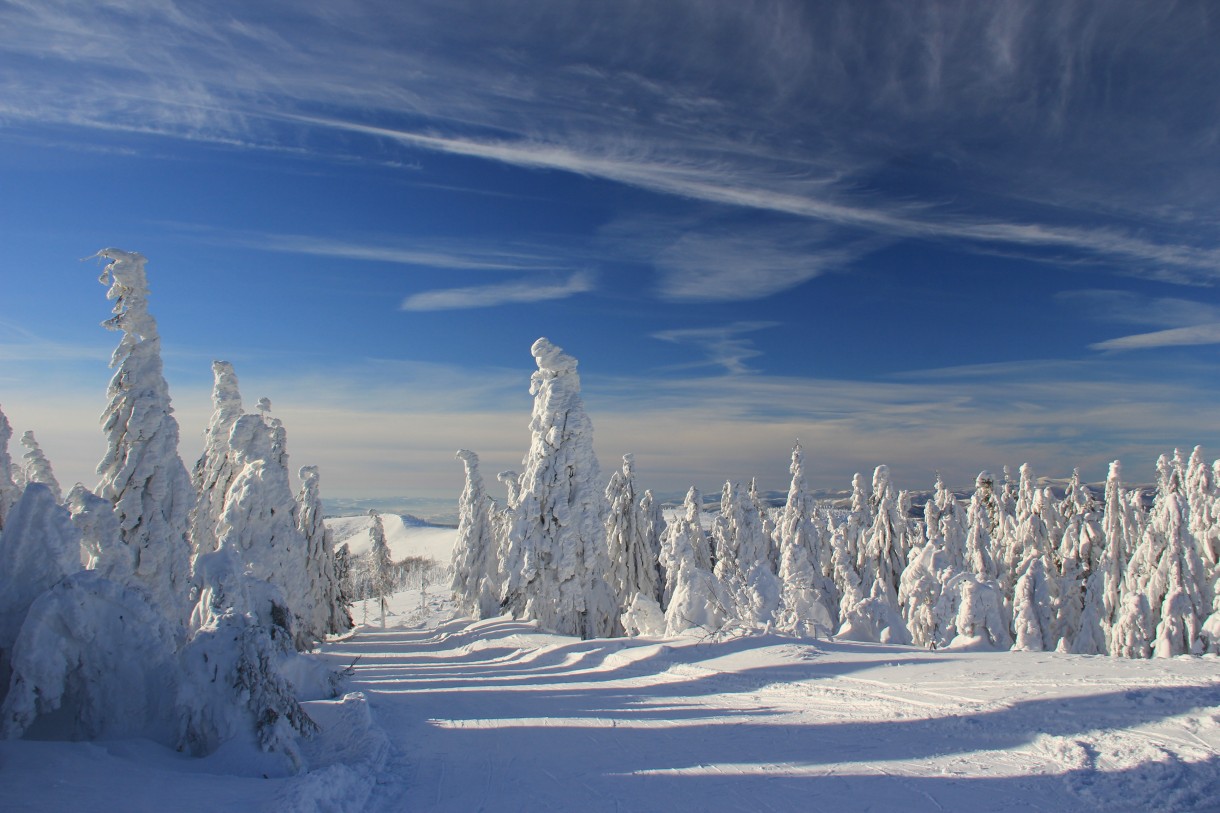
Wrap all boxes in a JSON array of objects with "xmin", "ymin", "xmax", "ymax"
[
  {"xmin": 1, "ymin": 251, "xmax": 1219, "ymax": 811},
  {"xmin": 452, "ymin": 338, "xmax": 1220, "ymax": 661}
]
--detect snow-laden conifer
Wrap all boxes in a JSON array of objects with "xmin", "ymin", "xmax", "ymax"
[
  {"xmin": 1117, "ymin": 467, "xmax": 1210, "ymax": 657},
  {"xmin": 659, "ymin": 487, "xmax": 711, "ymax": 608},
  {"xmin": 845, "ymin": 465, "xmax": 910, "ymax": 643},
  {"xmin": 934, "ymin": 572, "xmax": 1012, "ymax": 650},
  {"xmin": 774, "ymin": 443, "xmax": 835, "ymax": 636},
  {"xmin": 0, "ymin": 406, "xmax": 20, "ymax": 530},
  {"xmin": 859, "ymin": 465, "xmax": 908, "ymax": 599},
  {"xmin": 660, "ymin": 498, "xmax": 728, "ymax": 637},
  {"xmin": 452, "ymin": 450, "xmax": 501, "ymax": 620},
  {"xmin": 19, "ymin": 431, "xmax": 61, "ymax": 504},
  {"xmin": 93, "ymin": 249, "xmax": 194, "ymax": 629},
  {"xmin": 899, "ymin": 535, "xmax": 956, "ymax": 648},
  {"xmin": 605, "ymin": 455, "xmax": 662, "ymax": 619},
  {"xmin": 715, "ymin": 479, "xmax": 781, "ymax": 628},
  {"xmin": 180, "ymin": 544, "xmax": 317, "ymax": 770},
  {"xmin": 1185, "ymin": 446, "xmax": 1219, "ymax": 570},
  {"xmin": 1011, "ymin": 552, "xmax": 1059, "ymax": 651},
  {"xmin": 838, "ymin": 472, "xmax": 871, "ymax": 570},
  {"xmin": 964, "ymin": 472, "xmax": 1001, "ymax": 583},
  {"xmin": 499, "ymin": 339, "xmax": 616, "ymax": 639},
  {"xmin": 1, "ymin": 571, "xmax": 179, "ymax": 744},
  {"xmin": 367, "ymin": 510, "xmax": 394, "ymax": 628},
  {"xmin": 190, "ymin": 361, "xmax": 244, "ymax": 558},
  {"xmin": 639, "ymin": 488, "xmax": 667, "ymax": 604},
  {"xmin": 0, "ymin": 484, "xmax": 82, "ymax": 699},
  {"xmin": 213, "ymin": 412, "xmax": 312, "ymax": 648},
  {"xmin": 67, "ymin": 484, "xmax": 132, "ymax": 578},
  {"xmin": 296, "ymin": 465, "xmax": 351, "ymax": 639}
]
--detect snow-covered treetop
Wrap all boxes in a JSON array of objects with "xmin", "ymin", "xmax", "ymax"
[
  {"xmin": 96, "ymin": 248, "xmax": 157, "ymax": 345},
  {"xmin": 209, "ymin": 362, "xmax": 243, "ymax": 430},
  {"xmin": 20, "ymin": 431, "xmax": 61, "ymax": 503},
  {"xmin": 531, "ymin": 337, "xmax": 578, "ymax": 375}
]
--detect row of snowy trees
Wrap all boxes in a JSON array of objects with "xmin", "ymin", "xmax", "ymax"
[
  {"xmin": 451, "ymin": 339, "xmax": 1220, "ymax": 658},
  {"xmin": 0, "ymin": 250, "xmax": 350, "ymax": 769}
]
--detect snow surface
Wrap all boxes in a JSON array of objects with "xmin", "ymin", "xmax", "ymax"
[
  {"xmin": 327, "ymin": 513, "xmax": 456, "ymax": 563},
  {"xmin": 3, "ymin": 524, "xmax": 1219, "ymax": 812}
]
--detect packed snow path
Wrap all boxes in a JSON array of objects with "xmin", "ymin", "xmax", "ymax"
[{"xmin": 323, "ymin": 605, "xmax": 1220, "ymax": 813}]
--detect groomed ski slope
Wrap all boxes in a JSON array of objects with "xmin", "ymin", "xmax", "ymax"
[{"xmin": 315, "ymin": 589, "xmax": 1220, "ymax": 813}]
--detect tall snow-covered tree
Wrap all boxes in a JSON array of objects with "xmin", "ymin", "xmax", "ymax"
[
  {"xmin": 452, "ymin": 450, "xmax": 501, "ymax": 620},
  {"xmin": 367, "ymin": 510, "xmax": 394, "ymax": 629},
  {"xmin": 604, "ymin": 454, "xmax": 662, "ymax": 618},
  {"xmin": 212, "ymin": 411, "xmax": 312, "ymax": 648},
  {"xmin": 843, "ymin": 465, "xmax": 910, "ymax": 644},
  {"xmin": 964, "ymin": 472, "xmax": 1001, "ymax": 583},
  {"xmin": 499, "ymin": 338, "xmax": 617, "ymax": 639},
  {"xmin": 0, "ymin": 406, "xmax": 21, "ymax": 530},
  {"xmin": 1185, "ymin": 446, "xmax": 1219, "ymax": 571},
  {"xmin": 711, "ymin": 479, "xmax": 780, "ymax": 628},
  {"xmin": 659, "ymin": 490, "xmax": 727, "ymax": 637},
  {"xmin": 659, "ymin": 487, "xmax": 711, "ymax": 608},
  {"xmin": 93, "ymin": 249, "xmax": 194, "ymax": 629},
  {"xmin": 19, "ymin": 431, "xmax": 61, "ymax": 504},
  {"xmin": 296, "ymin": 465, "xmax": 351, "ymax": 639},
  {"xmin": 1117, "ymin": 467, "xmax": 1210, "ymax": 657},
  {"xmin": 639, "ymin": 488, "xmax": 667, "ymax": 604},
  {"xmin": 899, "ymin": 535, "xmax": 956, "ymax": 648},
  {"xmin": 190, "ymin": 361, "xmax": 244, "ymax": 558},
  {"xmin": 774, "ymin": 443, "xmax": 836, "ymax": 636}
]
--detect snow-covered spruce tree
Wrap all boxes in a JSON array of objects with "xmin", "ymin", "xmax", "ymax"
[
  {"xmin": 1, "ymin": 571, "xmax": 180, "ymax": 745},
  {"xmin": 297, "ymin": 465, "xmax": 352, "ymax": 639},
  {"xmin": 1185, "ymin": 446, "xmax": 1219, "ymax": 571},
  {"xmin": 1010, "ymin": 551, "xmax": 1060, "ymax": 651},
  {"xmin": 933, "ymin": 572, "xmax": 1013, "ymax": 650},
  {"xmin": 774, "ymin": 443, "xmax": 836, "ymax": 636},
  {"xmin": 712, "ymin": 479, "xmax": 780, "ymax": 628},
  {"xmin": 180, "ymin": 545, "xmax": 317, "ymax": 771},
  {"xmin": 859, "ymin": 465, "xmax": 909, "ymax": 598},
  {"xmin": 659, "ymin": 487, "xmax": 710, "ymax": 608},
  {"xmin": 1116, "ymin": 464, "xmax": 1211, "ymax": 657},
  {"xmin": 190, "ymin": 361, "xmax": 244, "ymax": 558},
  {"xmin": 452, "ymin": 450, "xmax": 501, "ymax": 620},
  {"xmin": 93, "ymin": 249, "xmax": 194, "ymax": 630},
  {"xmin": 931, "ymin": 473, "xmax": 968, "ymax": 572},
  {"xmin": 964, "ymin": 472, "xmax": 1001, "ymax": 584},
  {"xmin": 604, "ymin": 454, "xmax": 662, "ymax": 621},
  {"xmin": 748, "ymin": 477, "xmax": 781, "ymax": 573},
  {"xmin": 499, "ymin": 339, "xmax": 617, "ymax": 639},
  {"xmin": 67, "ymin": 483, "xmax": 132, "ymax": 578},
  {"xmin": 1075, "ymin": 459, "xmax": 1142, "ymax": 654},
  {"xmin": 838, "ymin": 472, "xmax": 871, "ymax": 572},
  {"xmin": 211, "ymin": 412, "xmax": 313, "ymax": 648},
  {"xmin": 639, "ymin": 488, "xmax": 667, "ymax": 604},
  {"xmin": 0, "ymin": 484, "xmax": 83, "ymax": 700},
  {"xmin": 841, "ymin": 465, "xmax": 910, "ymax": 644},
  {"xmin": 0, "ymin": 406, "xmax": 21, "ymax": 530},
  {"xmin": 367, "ymin": 510, "xmax": 394, "ymax": 628},
  {"xmin": 899, "ymin": 529, "xmax": 958, "ymax": 649},
  {"xmin": 19, "ymin": 431, "xmax": 61, "ymax": 504},
  {"xmin": 660, "ymin": 491, "xmax": 728, "ymax": 637}
]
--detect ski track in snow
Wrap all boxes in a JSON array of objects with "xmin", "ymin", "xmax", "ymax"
[{"xmin": 316, "ymin": 591, "xmax": 1220, "ymax": 813}]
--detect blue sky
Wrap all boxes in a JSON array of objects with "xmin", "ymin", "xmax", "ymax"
[{"xmin": 2, "ymin": 0, "xmax": 1220, "ymax": 500}]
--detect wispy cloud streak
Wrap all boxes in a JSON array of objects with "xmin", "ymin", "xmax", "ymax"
[{"xmin": 401, "ymin": 271, "xmax": 594, "ymax": 311}]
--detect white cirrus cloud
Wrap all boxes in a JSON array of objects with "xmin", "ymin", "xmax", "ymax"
[{"xmin": 401, "ymin": 271, "xmax": 594, "ymax": 311}]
